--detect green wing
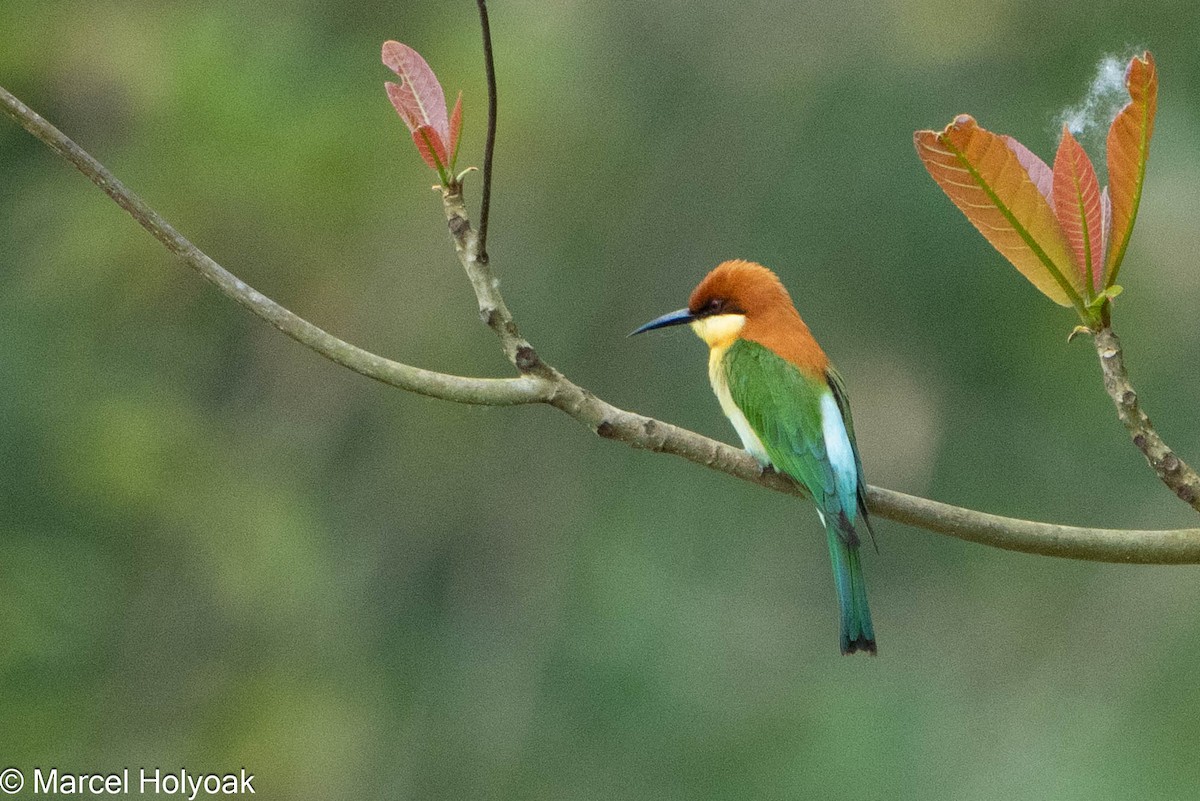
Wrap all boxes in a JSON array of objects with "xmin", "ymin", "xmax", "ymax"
[
  {"xmin": 723, "ymin": 339, "xmax": 843, "ymax": 518},
  {"xmin": 723, "ymin": 340, "xmax": 873, "ymax": 545},
  {"xmin": 825, "ymin": 364, "xmax": 876, "ymax": 547},
  {"xmin": 725, "ymin": 340, "xmax": 877, "ymax": 652}
]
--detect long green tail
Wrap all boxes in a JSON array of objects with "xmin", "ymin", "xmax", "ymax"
[{"xmin": 826, "ymin": 526, "xmax": 876, "ymax": 655}]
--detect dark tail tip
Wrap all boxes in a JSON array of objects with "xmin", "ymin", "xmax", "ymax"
[{"xmin": 841, "ymin": 635, "xmax": 878, "ymax": 656}]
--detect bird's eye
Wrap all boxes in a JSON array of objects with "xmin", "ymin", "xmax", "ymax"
[{"xmin": 705, "ymin": 298, "xmax": 725, "ymax": 314}]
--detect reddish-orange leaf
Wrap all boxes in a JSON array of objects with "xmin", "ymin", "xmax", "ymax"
[
  {"xmin": 448, "ymin": 90, "xmax": 463, "ymax": 167},
  {"xmin": 1104, "ymin": 51, "xmax": 1157, "ymax": 285},
  {"xmin": 411, "ymin": 124, "xmax": 448, "ymax": 172},
  {"xmin": 1052, "ymin": 127, "xmax": 1104, "ymax": 293},
  {"xmin": 914, "ymin": 115, "xmax": 1081, "ymax": 307},
  {"xmin": 382, "ymin": 41, "xmax": 450, "ymax": 146}
]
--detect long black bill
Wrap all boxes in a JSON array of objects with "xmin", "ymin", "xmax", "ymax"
[{"xmin": 628, "ymin": 308, "xmax": 694, "ymax": 337}]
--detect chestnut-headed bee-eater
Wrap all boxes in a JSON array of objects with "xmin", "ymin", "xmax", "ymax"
[{"xmin": 632, "ymin": 260, "xmax": 877, "ymax": 654}]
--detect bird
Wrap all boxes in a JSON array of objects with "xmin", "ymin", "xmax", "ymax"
[{"xmin": 631, "ymin": 260, "xmax": 877, "ymax": 655}]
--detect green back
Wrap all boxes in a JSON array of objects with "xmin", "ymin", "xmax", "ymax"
[{"xmin": 723, "ymin": 339, "xmax": 870, "ymax": 540}]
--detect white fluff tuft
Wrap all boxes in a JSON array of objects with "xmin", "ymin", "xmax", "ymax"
[{"xmin": 1057, "ymin": 52, "xmax": 1138, "ymax": 138}]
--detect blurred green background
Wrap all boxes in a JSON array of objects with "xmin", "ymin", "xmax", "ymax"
[{"xmin": 3, "ymin": 1, "xmax": 1200, "ymax": 798}]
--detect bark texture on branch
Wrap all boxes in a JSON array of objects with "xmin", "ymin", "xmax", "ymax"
[{"xmin": 1093, "ymin": 327, "xmax": 1200, "ymax": 512}]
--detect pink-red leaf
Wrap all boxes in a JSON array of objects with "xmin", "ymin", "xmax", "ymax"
[
  {"xmin": 1104, "ymin": 51, "xmax": 1157, "ymax": 285},
  {"xmin": 412, "ymin": 124, "xmax": 448, "ymax": 172},
  {"xmin": 382, "ymin": 41, "xmax": 450, "ymax": 146},
  {"xmin": 448, "ymin": 90, "xmax": 463, "ymax": 168},
  {"xmin": 1004, "ymin": 136, "xmax": 1054, "ymax": 204},
  {"xmin": 1101, "ymin": 186, "xmax": 1112, "ymax": 264},
  {"xmin": 384, "ymin": 82, "xmax": 416, "ymax": 130},
  {"xmin": 914, "ymin": 115, "xmax": 1081, "ymax": 307},
  {"xmin": 1052, "ymin": 127, "xmax": 1104, "ymax": 293}
]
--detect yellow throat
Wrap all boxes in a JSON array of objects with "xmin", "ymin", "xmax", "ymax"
[{"xmin": 689, "ymin": 313, "xmax": 769, "ymax": 463}]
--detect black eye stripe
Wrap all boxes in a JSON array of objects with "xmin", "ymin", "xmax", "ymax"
[
  {"xmin": 697, "ymin": 298, "xmax": 725, "ymax": 316},
  {"xmin": 694, "ymin": 297, "xmax": 743, "ymax": 317}
]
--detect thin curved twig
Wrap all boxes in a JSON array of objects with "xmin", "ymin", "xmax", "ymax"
[
  {"xmin": 5, "ymin": 83, "xmax": 1200, "ymax": 563},
  {"xmin": 474, "ymin": 0, "xmax": 497, "ymax": 264}
]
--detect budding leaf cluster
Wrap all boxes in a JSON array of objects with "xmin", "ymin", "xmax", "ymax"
[
  {"xmin": 915, "ymin": 52, "xmax": 1157, "ymax": 328},
  {"xmin": 383, "ymin": 40, "xmax": 463, "ymax": 187}
]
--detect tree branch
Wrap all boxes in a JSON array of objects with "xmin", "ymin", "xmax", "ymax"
[
  {"xmin": 541, "ymin": 378, "xmax": 1200, "ymax": 563},
  {"xmin": 1093, "ymin": 327, "xmax": 1200, "ymax": 512},
  {"xmin": 6, "ymin": 83, "xmax": 1200, "ymax": 564},
  {"xmin": 0, "ymin": 85, "xmax": 547, "ymax": 407},
  {"xmin": 440, "ymin": 182, "xmax": 551, "ymax": 376}
]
